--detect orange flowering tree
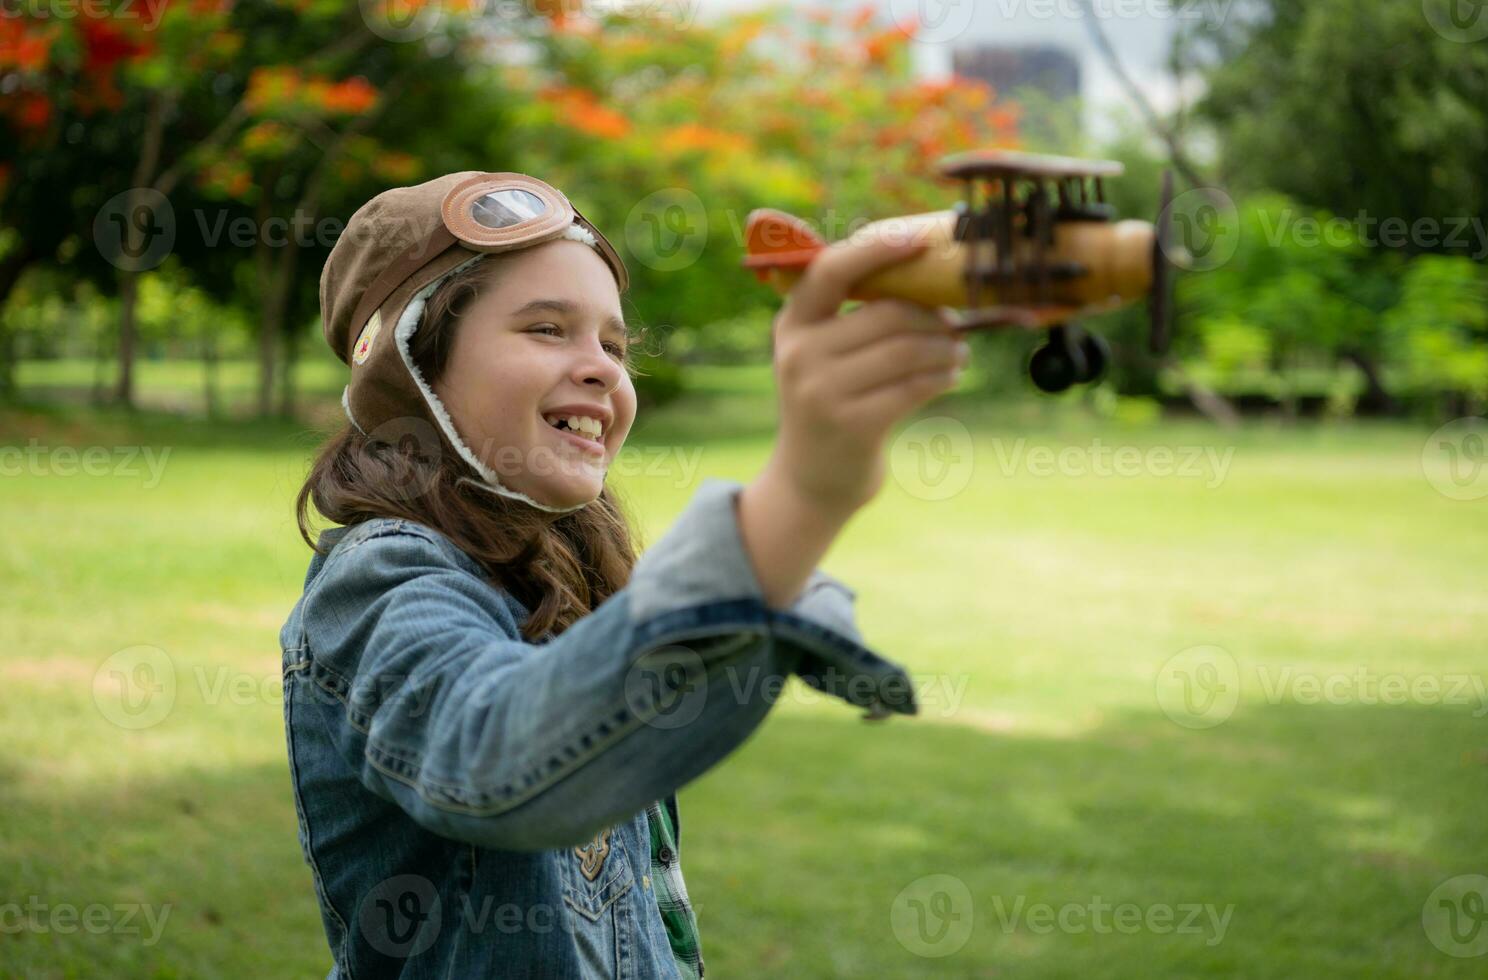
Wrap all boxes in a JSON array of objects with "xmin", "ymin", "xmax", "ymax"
[
  {"xmin": 1, "ymin": 9, "xmax": 167, "ymax": 398},
  {"xmin": 0, "ymin": 1, "xmax": 264, "ymax": 402},
  {"xmin": 502, "ymin": 4, "xmax": 1019, "ymax": 366},
  {"xmin": 3, "ymin": 2, "xmax": 1017, "ymax": 409},
  {"xmin": 0, "ymin": 0, "xmax": 518, "ymax": 413}
]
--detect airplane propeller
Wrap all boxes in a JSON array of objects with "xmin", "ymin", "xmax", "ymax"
[{"xmin": 1149, "ymin": 169, "xmax": 1176, "ymax": 356}]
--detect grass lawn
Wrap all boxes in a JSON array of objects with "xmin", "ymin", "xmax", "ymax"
[{"xmin": 1, "ymin": 372, "xmax": 1483, "ymax": 978}]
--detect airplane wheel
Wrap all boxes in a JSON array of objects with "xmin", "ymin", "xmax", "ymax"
[
  {"xmin": 1029, "ymin": 343, "xmax": 1077, "ymax": 393},
  {"xmin": 1073, "ymin": 332, "xmax": 1110, "ymax": 384}
]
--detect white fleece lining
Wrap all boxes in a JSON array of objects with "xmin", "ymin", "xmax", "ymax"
[
  {"xmin": 392, "ymin": 233, "xmax": 604, "ymax": 515},
  {"xmin": 341, "ymin": 385, "xmax": 367, "ymax": 435}
]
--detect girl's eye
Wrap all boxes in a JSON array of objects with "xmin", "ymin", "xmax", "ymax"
[{"xmin": 529, "ymin": 323, "xmax": 627, "ymax": 360}]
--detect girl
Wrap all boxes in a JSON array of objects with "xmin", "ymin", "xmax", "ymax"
[{"xmin": 280, "ymin": 171, "xmax": 968, "ymax": 979}]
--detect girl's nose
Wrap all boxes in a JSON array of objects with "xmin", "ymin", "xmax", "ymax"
[{"xmin": 571, "ymin": 338, "xmax": 623, "ymax": 392}]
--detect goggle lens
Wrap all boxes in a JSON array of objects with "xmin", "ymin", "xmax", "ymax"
[{"xmin": 471, "ymin": 188, "xmax": 549, "ymax": 230}]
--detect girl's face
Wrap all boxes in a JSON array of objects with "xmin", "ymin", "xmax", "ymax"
[{"xmin": 432, "ymin": 239, "xmax": 636, "ymax": 510}]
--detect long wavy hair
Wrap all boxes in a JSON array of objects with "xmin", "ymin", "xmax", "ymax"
[{"xmin": 296, "ymin": 252, "xmax": 652, "ymax": 642}]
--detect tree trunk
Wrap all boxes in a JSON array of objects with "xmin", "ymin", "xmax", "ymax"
[
  {"xmin": 1340, "ymin": 348, "xmax": 1396, "ymax": 416},
  {"xmin": 1168, "ymin": 363, "xmax": 1241, "ymax": 428},
  {"xmin": 0, "ymin": 316, "xmax": 15, "ymax": 403},
  {"xmin": 256, "ymin": 302, "xmax": 277, "ymax": 417},
  {"xmin": 202, "ymin": 329, "xmax": 219, "ymax": 419},
  {"xmin": 253, "ymin": 209, "xmax": 282, "ymax": 417},
  {"xmin": 92, "ymin": 327, "xmax": 110, "ymax": 405},
  {"xmin": 275, "ymin": 240, "xmax": 305, "ymax": 419},
  {"xmin": 278, "ymin": 317, "xmax": 299, "ymax": 419},
  {"xmin": 116, "ymin": 270, "xmax": 138, "ymax": 409},
  {"xmin": 0, "ymin": 244, "xmax": 33, "ymax": 402}
]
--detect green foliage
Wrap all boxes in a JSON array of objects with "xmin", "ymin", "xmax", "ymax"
[
  {"xmin": 1162, "ymin": 0, "xmax": 1488, "ymax": 414},
  {"xmin": 1159, "ymin": 190, "xmax": 1486, "ymax": 413},
  {"xmin": 662, "ymin": 306, "xmax": 773, "ymax": 365},
  {"xmin": 1197, "ymin": 314, "xmax": 1271, "ymax": 381},
  {"xmin": 628, "ymin": 353, "xmax": 686, "ymax": 410},
  {"xmin": 1382, "ymin": 256, "xmax": 1488, "ymax": 407},
  {"xmin": 1173, "ymin": 194, "xmax": 1371, "ymax": 400},
  {"xmin": 1187, "ymin": 0, "xmax": 1488, "ymax": 249}
]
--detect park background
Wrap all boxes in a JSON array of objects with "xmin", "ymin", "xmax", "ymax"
[{"xmin": 1, "ymin": 0, "xmax": 1485, "ymax": 976}]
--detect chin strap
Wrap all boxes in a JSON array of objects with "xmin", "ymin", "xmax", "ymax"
[{"xmin": 454, "ymin": 475, "xmax": 591, "ymax": 514}]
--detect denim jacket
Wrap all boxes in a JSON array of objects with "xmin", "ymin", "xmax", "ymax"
[{"xmin": 279, "ymin": 477, "xmax": 918, "ymax": 978}]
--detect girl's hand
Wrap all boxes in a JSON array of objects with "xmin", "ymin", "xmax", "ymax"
[{"xmin": 766, "ymin": 232, "xmax": 969, "ymax": 516}]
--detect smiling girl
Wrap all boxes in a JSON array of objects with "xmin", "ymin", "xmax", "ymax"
[{"xmin": 280, "ymin": 172, "xmax": 967, "ymax": 978}]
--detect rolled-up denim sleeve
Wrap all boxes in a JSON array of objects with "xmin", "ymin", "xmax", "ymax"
[{"xmin": 299, "ymin": 477, "xmax": 915, "ymax": 851}]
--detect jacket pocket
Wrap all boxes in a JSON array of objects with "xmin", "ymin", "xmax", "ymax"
[
  {"xmin": 563, "ymin": 825, "xmax": 635, "ymax": 918},
  {"xmin": 561, "ymin": 827, "xmax": 637, "ymax": 978}
]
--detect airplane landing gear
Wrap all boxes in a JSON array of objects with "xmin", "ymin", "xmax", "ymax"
[{"xmin": 1028, "ymin": 324, "xmax": 1110, "ymax": 393}]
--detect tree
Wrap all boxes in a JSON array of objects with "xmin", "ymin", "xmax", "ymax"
[
  {"xmin": 1382, "ymin": 256, "xmax": 1488, "ymax": 416},
  {"xmin": 177, "ymin": 0, "xmax": 514, "ymax": 417},
  {"xmin": 1186, "ymin": 0, "xmax": 1487, "ymax": 242},
  {"xmin": 0, "ymin": 3, "xmax": 254, "ymax": 406},
  {"xmin": 498, "ymin": 5, "xmax": 1018, "ymax": 384},
  {"xmin": 1178, "ymin": 0, "xmax": 1488, "ymax": 413},
  {"xmin": 2, "ymin": 0, "xmax": 524, "ymax": 415}
]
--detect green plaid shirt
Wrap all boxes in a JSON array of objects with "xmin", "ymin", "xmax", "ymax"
[{"xmin": 645, "ymin": 797, "xmax": 705, "ymax": 979}]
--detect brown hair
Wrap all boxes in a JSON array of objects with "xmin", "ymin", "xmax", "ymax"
[{"xmin": 296, "ymin": 253, "xmax": 652, "ymax": 642}]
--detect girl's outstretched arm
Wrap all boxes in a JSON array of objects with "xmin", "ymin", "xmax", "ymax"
[
  {"xmin": 737, "ymin": 229, "xmax": 968, "ymax": 608},
  {"xmin": 285, "ymin": 478, "xmax": 913, "ymax": 854}
]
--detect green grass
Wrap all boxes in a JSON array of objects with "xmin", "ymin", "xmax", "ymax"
[
  {"xmin": 1, "ymin": 375, "xmax": 1484, "ymax": 978},
  {"xmin": 14, "ymin": 356, "xmax": 347, "ymax": 417}
]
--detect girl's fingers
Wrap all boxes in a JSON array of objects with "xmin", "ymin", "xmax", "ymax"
[
  {"xmin": 777, "ymin": 238, "xmax": 930, "ymax": 329},
  {"xmin": 815, "ymin": 298, "xmax": 956, "ymax": 357},
  {"xmin": 824, "ymin": 329, "xmax": 969, "ymax": 399},
  {"xmin": 841, "ymin": 363, "xmax": 963, "ymax": 431}
]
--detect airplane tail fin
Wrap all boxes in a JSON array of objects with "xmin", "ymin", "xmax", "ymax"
[{"xmin": 742, "ymin": 209, "xmax": 827, "ymax": 282}]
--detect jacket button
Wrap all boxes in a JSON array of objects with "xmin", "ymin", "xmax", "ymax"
[{"xmin": 658, "ymin": 845, "xmax": 673, "ymax": 865}]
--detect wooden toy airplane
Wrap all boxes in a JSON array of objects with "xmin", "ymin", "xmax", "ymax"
[{"xmin": 743, "ymin": 148, "xmax": 1178, "ymax": 393}]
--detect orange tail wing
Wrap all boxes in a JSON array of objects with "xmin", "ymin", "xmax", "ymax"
[{"xmin": 742, "ymin": 209, "xmax": 827, "ymax": 282}]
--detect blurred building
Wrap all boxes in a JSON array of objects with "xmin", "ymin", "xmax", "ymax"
[{"xmin": 952, "ymin": 43, "xmax": 1082, "ymax": 142}]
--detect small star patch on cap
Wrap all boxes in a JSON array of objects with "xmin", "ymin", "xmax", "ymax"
[{"xmin": 352, "ymin": 310, "xmax": 382, "ymax": 365}]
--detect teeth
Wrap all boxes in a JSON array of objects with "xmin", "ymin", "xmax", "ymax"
[{"xmin": 544, "ymin": 413, "xmax": 604, "ymax": 441}]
